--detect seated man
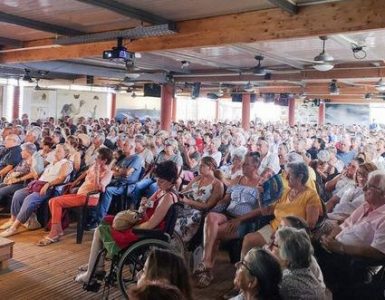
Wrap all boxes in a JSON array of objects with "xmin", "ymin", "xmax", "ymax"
[
  {"xmin": 317, "ymin": 170, "xmax": 385, "ymax": 297},
  {"xmin": 95, "ymin": 139, "xmax": 142, "ymax": 226},
  {"xmin": 0, "ymin": 134, "xmax": 22, "ymax": 179}
]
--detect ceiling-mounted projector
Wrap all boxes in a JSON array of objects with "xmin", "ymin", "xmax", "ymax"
[{"xmin": 103, "ymin": 37, "xmax": 135, "ymax": 61}]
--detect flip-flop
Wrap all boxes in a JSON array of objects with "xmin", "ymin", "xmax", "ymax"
[{"xmin": 37, "ymin": 236, "xmax": 60, "ymax": 246}]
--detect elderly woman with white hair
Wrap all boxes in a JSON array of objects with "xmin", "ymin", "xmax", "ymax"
[
  {"xmin": 0, "ymin": 142, "xmax": 44, "ymax": 212},
  {"xmin": 276, "ymin": 227, "xmax": 325, "ymax": 300},
  {"xmin": 203, "ymin": 137, "xmax": 222, "ymax": 167},
  {"xmin": 0, "ymin": 144, "xmax": 73, "ymax": 237}
]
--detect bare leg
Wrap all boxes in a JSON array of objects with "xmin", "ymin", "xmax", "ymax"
[
  {"xmin": 202, "ymin": 212, "xmax": 228, "ymax": 268},
  {"xmin": 75, "ymin": 227, "xmax": 104, "ymax": 283},
  {"xmin": 241, "ymin": 232, "xmax": 267, "ymax": 259}
]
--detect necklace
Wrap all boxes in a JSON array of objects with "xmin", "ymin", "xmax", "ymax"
[{"xmin": 288, "ymin": 188, "xmax": 305, "ymax": 201}]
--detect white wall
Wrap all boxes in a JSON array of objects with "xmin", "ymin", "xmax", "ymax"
[{"xmin": 23, "ymin": 87, "xmax": 110, "ymax": 121}]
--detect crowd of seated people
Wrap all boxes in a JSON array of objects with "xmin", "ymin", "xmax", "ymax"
[{"xmin": 0, "ymin": 114, "xmax": 385, "ymax": 299}]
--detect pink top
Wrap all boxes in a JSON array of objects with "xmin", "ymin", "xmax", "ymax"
[
  {"xmin": 337, "ymin": 202, "xmax": 385, "ymax": 254},
  {"xmin": 77, "ymin": 164, "xmax": 113, "ymax": 196}
]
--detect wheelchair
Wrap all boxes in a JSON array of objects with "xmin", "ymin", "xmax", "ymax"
[{"xmin": 82, "ymin": 201, "xmax": 184, "ymax": 299}]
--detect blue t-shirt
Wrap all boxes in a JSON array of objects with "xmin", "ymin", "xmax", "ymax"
[
  {"xmin": 336, "ymin": 150, "xmax": 356, "ymax": 166},
  {"xmin": 0, "ymin": 146, "xmax": 22, "ymax": 169},
  {"xmin": 119, "ymin": 154, "xmax": 143, "ymax": 184}
]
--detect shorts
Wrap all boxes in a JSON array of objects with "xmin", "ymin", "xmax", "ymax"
[{"xmin": 257, "ymin": 224, "xmax": 274, "ymax": 244}]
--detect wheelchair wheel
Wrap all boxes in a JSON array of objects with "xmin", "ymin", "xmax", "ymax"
[{"xmin": 117, "ymin": 239, "xmax": 172, "ymax": 299}]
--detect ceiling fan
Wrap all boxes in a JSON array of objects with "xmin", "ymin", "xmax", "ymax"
[
  {"xmin": 251, "ymin": 55, "xmax": 274, "ymax": 76},
  {"xmin": 312, "ymin": 36, "xmax": 335, "ymax": 71},
  {"xmin": 291, "ymin": 36, "xmax": 338, "ymax": 71}
]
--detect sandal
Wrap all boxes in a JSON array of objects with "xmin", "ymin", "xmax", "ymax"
[
  {"xmin": 195, "ymin": 269, "xmax": 214, "ymax": 288},
  {"xmin": 37, "ymin": 236, "xmax": 60, "ymax": 246},
  {"xmin": 193, "ymin": 262, "xmax": 208, "ymax": 276}
]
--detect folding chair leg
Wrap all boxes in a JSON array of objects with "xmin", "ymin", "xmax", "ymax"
[{"xmin": 77, "ymin": 209, "xmax": 84, "ymax": 244}]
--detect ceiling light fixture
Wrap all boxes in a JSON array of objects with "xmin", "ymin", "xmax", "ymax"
[
  {"xmin": 313, "ymin": 36, "xmax": 335, "ymax": 71},
  {"xmin": 364, "ymin": 93, "xmax": 372, "ymax": 100},
  {"xmin": 181, "ymin": 60, "xmax": 190, "ymax": 69},
  {"xmin": 375, "ymin": 78, "xmax": 385, "ymax": 92},
  {"xmin": 329, "ymin": 79, "xmax": 339, "ymax": 95},
  {"xmin": 313, "ymin": 63, "xmax": 334, "ymax": 72},
  {"xmin": 244, "ymin": 82, "xmax": 255, "ymax": 93}
]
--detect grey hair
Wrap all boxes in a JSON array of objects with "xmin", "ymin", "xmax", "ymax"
[
  {"xmin": 211, "ymin": 137, "xmax": 221, "ymax": 149},
  {"xmin": 286, "ymin": 152, "xmax": 304, "ymax": 163},
  {"xmin": 27, "ymin": 126, "xmax": 41, "ymax": 139},
  {"xmin": 21, "ymin": 142, "xmax": 37, "ymax": 155},
  {"xmin": 368, "ymin": 170, "xmax": 385, "ymax": 193},
  {"xmin": 277, "ymin": 227, "xmax": 313, "ymax": 269},
  {"xmin": 94, "ymin": 133, "xmax": 105, "ymax": 144},
  {"xmin": 134, "ymin": 134, "xmax": 145, "ymax": 144},
  {"xmin": 286, "ymin": 162, "xmax": 309, "ymax": 185}
]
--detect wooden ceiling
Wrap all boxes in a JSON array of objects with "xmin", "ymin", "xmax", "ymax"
[{"xmin": 0, "ymin": 0, "xmax": 384, "ymax": 102}]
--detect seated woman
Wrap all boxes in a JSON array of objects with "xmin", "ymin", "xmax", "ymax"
[
  {"xmin": 66, "ymin": 135, "xmax": 82, "ymax": 173},
  {"xmin": 220, "ymin": 150, "xmax": 244, "ymax": 186},
  {"xmin": 36, "ymin": 147, "xmax": 113, "ymax": 246},
  {"xmin": 194, "ymin": 153, "xmax": 261, "ymax": 288},
  {"xmin": 39, "ymin": 136, "xmax": 56, "ymax": 166},
  {"xmin": 231, "ymin": 248, "xmax": 282, "ymax": 300},
  {"xmin": 0, "ymin": 144, "xmax": 73, "ymax": 237},
  {"xmin": 0, "ymin": 142, "xmax": 44, "ymax": 212},
  {"xmin": 241, "ymin": 162, "xmax": 322, "ymax": 259},
  {"xmin": 175, "ymin": 157, "xmax": 224, "ymax": 243},
  {"xmin": 74, "ymin": 160, "xmax": 179, "ymax": 284},
  {"xmin": 276, "ymin": 227, "xmax": 325, "ymax": 300},
  {"xmin": 130, "ymin": 248, "xmax": 193, "ymax": 300},
  {"xmin": 327, "ymin": 162, "xmax": 377, "ymax": 222}
]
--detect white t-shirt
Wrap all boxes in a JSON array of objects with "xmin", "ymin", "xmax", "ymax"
[{"xmin": 258, "ymin": 152, "xmax": 280, "ymax": 175}]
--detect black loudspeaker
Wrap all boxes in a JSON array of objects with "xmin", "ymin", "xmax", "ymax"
[
  {"xmin": 275, "ymin": 93, "xmax": 290, "ymax": 106},
  {"xmin": 86, "ymin": 75, "xmax": 94, "ymax": 85},
  {"xmin": 191, "ymin": 82, "xmax": 201, "ymax": 99},
  {"xmin": 143, "ymin": 83, "xmax": 161, "ymax": 97},
  {"xmin": 231, "ymin": 93, "xmax": 257, "ymax": 102}
]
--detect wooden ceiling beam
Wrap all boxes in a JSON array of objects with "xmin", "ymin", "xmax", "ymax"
[{"xmin": 0, "ymin": 0, "xmax": 384, "ymax": 64}]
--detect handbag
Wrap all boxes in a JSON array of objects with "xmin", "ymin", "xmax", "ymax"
[
  {"xmin": 27, "ymin": 180, "xmax": 48, "ymax": 193},
  {"xmin": 112, "ymin": 210, "xmax": 142, "ymax": 231}
]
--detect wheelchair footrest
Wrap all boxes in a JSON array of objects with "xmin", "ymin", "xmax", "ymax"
[{"xmin": 83, "ymin": 280, "xmax": 101, "ymax": 293}]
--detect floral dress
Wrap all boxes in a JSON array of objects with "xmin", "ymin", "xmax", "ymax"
[{"xmin": 174, "ymin": 179, "xmax": 214, "ymax": 242}]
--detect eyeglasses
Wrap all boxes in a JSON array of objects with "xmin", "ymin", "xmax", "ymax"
[
  {"xmin": 235, "ymin": 260, "xmax": 256, "ymax": 277},
  {"xmin": 364, "ymin": 183, "xmax": 383, "ymax": 193}
]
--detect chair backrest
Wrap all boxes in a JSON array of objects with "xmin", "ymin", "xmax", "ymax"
[{"xmin": 162, "ymin": 195, "xmax": 183, "ymax": 236}]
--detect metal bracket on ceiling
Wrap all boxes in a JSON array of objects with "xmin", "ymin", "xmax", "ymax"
[{"xmin": 56, "ymin": 23, "xmax": 177, "ymax": 45}]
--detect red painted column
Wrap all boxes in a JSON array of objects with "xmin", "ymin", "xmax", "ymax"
[
  {"xmin": 318, "ymin": 101, "xmax": 325, "ymax": 125},
  {"xmin": 110, "ymin": 92, "xmax": 116, "ymax": 120},
  {"xmin": 215, "ymin": 99, "xmax": 220, "ymax": 122},
  {"xmin": 171, "ymin": 96, "xmax": 177, "ymax": 122},
  {"xmin": 12, "ymin": 86, "xmax": 20, "ymax": 120},
  {"xmin": 288, "ymin": 97, "xmax": 296, "ymax": 127},
  {"xmin": 160, "ymin": 84, "xmax": 174, "ymax": 131},
  {"xmin": 242, "ymin": 94, "xmax": 251, "ymax": 131}
]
